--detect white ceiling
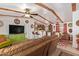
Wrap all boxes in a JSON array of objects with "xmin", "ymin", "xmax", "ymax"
[
  {"xmin": 44, "ymin": 3, "xmax": 72, "ymax": 22},
  {"xmin": 0, "ymin": 3, "xmax": 72, "ymax": 24}
]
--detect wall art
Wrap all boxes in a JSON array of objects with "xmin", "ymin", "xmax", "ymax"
[
  {"xmin": 14, "ymin": 19, "xmax": 20, "ymax": 24},
  {"xmin": 0, "ymin": 20, "xmax": 4, "ymax": 27}
]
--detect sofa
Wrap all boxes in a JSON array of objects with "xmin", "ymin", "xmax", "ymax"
[{"xmin": 0, "ymin": 35, "xmax": 12, "ymax": 49}]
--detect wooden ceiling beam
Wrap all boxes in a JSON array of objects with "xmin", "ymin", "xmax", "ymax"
[
  {"xmin": 35, "ymin": 3, "xmax": 63, "ymax": 23},
  {"xmin": 0, "ymin": 7, "xmax": 24, "ymax": 14}
]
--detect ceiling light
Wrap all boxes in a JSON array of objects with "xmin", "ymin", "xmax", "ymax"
[
  {"xmin": 19, "ymin": 3, "xmax": 30, "ymax": 10},
  {"xmin": 24, "ymin": 8, "xmax": 31, "ymax": 18},
  {"xmin": 25, "ymin": 14, "xmax": 30, "ymax": 17},
  {"xmin": 18, "ymin": 3, "xmax": 38, "ymax": 12}
]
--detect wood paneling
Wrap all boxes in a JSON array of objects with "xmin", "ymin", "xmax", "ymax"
[{"xmin": 0, "ymin": 7, "xmax": 24, "ymax": 14}]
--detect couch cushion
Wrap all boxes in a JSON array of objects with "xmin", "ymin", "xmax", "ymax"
[
  {"xmin": 0, "ymin": 39, "xmax": 12, "ymax": 49},
  {"xmin": 0, "ymin": 35, "xmax": 7, "ymax": 43}
]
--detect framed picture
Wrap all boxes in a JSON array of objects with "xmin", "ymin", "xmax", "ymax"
[
  {"xmin": 76, "ymin": 20, "xmax": 79, "ymax": 26},
  {"xmin": 25, "ymin": 20, "xmax": 29, "ymax": 24},
  {"xmin": 0, "ymin": 20, "xmax": 4, "ymax": 27},
  {"xmin": 31, "ymin": 24, "xmax": 34, "ymax": 28},
  {"xmin": 68, "ymin": 23, "xmax": 72, "ymax": 27},
  {"xmin": 69, "ymin": 29, "xmax": 72, "ymax": 33},
  {"xmin": 14, "ymin": 19, "xmax": 20, "ymax": 24}
]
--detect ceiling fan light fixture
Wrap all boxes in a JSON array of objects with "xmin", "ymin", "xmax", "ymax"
[
  {"xmin": 25, "ymin": 14, "xmax": 30, "ymax": 17},
  {"xmin": 24, "ymin": 8, "xmax": 31, "ymax": 18}
]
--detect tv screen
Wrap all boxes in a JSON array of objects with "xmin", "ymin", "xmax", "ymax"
[{"xmin": 9, "ymin": 25, "xmax": 24, "ymax": 34}]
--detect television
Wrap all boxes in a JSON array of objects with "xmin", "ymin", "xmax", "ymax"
[{"xmin": 9, "ymin": 25, "xmax": 24, "ymax": 34}]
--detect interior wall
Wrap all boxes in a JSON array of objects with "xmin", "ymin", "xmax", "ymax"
[
  {"xmin": 0, "ymin": 16, "xmax": 8, "ymax": 35},
  {"xmin": 0, "ymin": 16, "xmax": 72, "ymax": 40},
  {"xmin": 0, "ymin": 16, "xmax": 35, "ymax": 39},
  {"xmin": 72, "ymin": 10, "xmax": 79, "ymax": 48}
]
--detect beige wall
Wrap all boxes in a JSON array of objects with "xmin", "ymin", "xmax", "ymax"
[
  {"xmin": 72, "ymin": 10, "xmax": 79, "ymax": 48},
  {"xmin": 0, "ymin": 16, "xmax": 35, "ymax": 39}
]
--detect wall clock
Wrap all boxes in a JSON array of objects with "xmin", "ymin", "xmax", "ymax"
[
  {"xmin": 31, "ymin": 24, "xmax": 34, "ymax": 28},
  {"xmin": 69, "ymin": 29, "xmax": 72, "ymax": 33},
  {"xmin": 0, "ymin": 20, "xmax": 4, "ymax": 27},
  {"xmin": 14, "ymin": 19, "xmax": 20, "ymax": 24},
  {"xmin": 25, "ymin": 20, "xmax": 29, "ymax": 24},
  {"xmin": 76, "ymin": 20, "xmax": 79, "ymax": 26},
  {"xmin": 68, "ymin": 23, "xmax": 72, "ymax": 27}
]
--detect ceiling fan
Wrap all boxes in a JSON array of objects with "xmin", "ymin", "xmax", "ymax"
[
  {"xmin": 19, "ymin": 7, "xmax": 51, "ymax": 24},
  {"xmin": 23, "ymin": 8, "xmax": 38, "ymax": 18},
  {"xmin": 22, "ymin": 8, "xmax": 52, "ymax": 24}
]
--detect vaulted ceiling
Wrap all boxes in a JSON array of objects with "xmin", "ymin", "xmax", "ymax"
[{"xmin": 0, "ymin": 3, "xmax": 73, "ymax": 24}]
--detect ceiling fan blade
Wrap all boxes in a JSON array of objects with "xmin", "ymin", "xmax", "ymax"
[
  {"xmin": 30, "ymin": 16, "xmax": 33, "ymax": 18},
  {"xmin": 31, "ymin": 13, "xmax": 38, "ymax": 15}
]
